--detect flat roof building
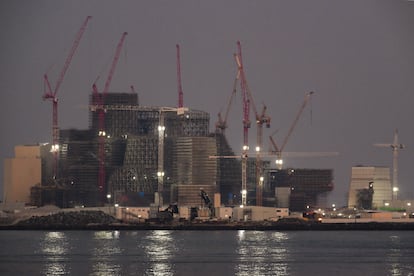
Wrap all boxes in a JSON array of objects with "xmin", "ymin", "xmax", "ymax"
[
  {"xmin": 269, "ymin": 168, "xmax": 334, "ymax": 211},
  {"xmin": 348, "ymin": 166, "xmax": 392, "ymax": 209},
  {"xmin": 3, "ymin": 144, "xmax": 52, "ymax": 204}
]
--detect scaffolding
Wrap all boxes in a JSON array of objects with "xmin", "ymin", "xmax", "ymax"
[
  {"xmin": 41, "ymin": 91, "xmax": 334, "ymax": 210},
  {"xmin": 57, "ymin": 92, "xmax": 222, "ymax": 207},
  {"xmin": 214, "ymin": 133, "xmax": 242, "ymax": 205},
  {"xmin": 172, "ymin": 136, "xmax": 217, "ymax": 205},
  {"xmin": 54, "ymin": 91, "xmax": 294, "ymax": 208},
  {"xmin": 59, "ymin": 129, "xmax": 100, "ymax": 206}
]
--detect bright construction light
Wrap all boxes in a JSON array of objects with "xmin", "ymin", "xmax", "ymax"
[
  {"xmin": 157, "ymin": 171, "xmax": 165, "ymax": 177},
  {"xmin": 158, "ymin": 125, "xmax": 165, "ymax": 131},
  {"xmin": 385, "ymin": 202, "xmax": 390, "ymax": 206},
  {"xmin": 51, "ymin": 144, "xmax": 60, "ymax": 152},
  {"xmin": 240, "ymin": 205, "xmax": 244, "ymax": 208},
  {"xmin": 243, "ymin": 145, "xmax": 249, "ymax": 151},
  {"xmin": 106, "ymin": 194, "xmax": 111, "ymax": 199},
  {"xmin": 393, "ymin": 187, "xmax": 399, "ymax": 192},
  {"xmin": 259, "ymin": 176, "xmax": 264, "ymax": 182},
  {"xmin": 407, "ymin": 202, "xmax": 411, "ymax": 207},
  {"xmin": 255, "ymin": 146, "xmax": 260, "ymax": 152},
  {"xmin": 241, "ymin": 189, "xmax": 247, "ymax": 195},
  {"xmin": 275, "ymin": 159, "xmax": 283, "ymax": 165}
]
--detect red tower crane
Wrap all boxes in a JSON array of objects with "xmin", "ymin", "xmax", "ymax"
[
  {"xmin": 215, "ymin": 71, "xmax": 239, "ymax": 134},
  {"xmin": 235, "ymin": 41, "xmax": 271, "ymax": 206},
  {"xmin": 91, "ymin": 32, "xmax": 128, "ymax": 200},
  {"xmin": 176, "ymin": 44, "xmax": 184, "ymax": 108},
  {"xmin": 234, "ymin": 41, "xmax": 251, "ymax": 206},
  {"xmin": 43, "ymin": 15, "xmax": 92, "ymax": 179}
]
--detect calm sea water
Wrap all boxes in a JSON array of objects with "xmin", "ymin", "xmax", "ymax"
[{"xmin": 0, "ymin": 230, "xmax": 413, "ymax": 276}]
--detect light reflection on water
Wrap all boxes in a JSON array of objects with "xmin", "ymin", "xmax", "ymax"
[
  {"xmin": 3, "ymin": 230, "xmax": 414, "ymax": 276},
  {"xmin": 91, "ymin": 231, "xmax": 122, "ymax": 276},
  {"xmin": 387, "ymin": 234, "xmax": 414, "ymax": 276},
  {"xmin": 39, "ymin": 231, "xmax": 69, "ymax": 276},
  {"xmin": 236, "ymin": 231, "xmax": 289, "ymax": 276},
  {"xmin": 143, "ymin": 230, "xmax": 176, "ymax": 276}
]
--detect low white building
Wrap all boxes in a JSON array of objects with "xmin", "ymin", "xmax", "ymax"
[
  {"xmin": 232, "ymin": 206, "xmax": 289, "ymax": 221},
  {"xmin": 115, "ymin": 207, "xmax": 150, "ymax": 221}
]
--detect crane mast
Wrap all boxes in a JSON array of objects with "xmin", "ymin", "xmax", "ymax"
[
  {"xmin": 254, "ymin": 104, "xmax": 271, "ymax": 206},
  {"xmin": 235, "ymin": 41, "xmax": 271, "ymax": 206},
  {"xmin": 42, "ymin": 15, "xmax": 92, "ymax": 180},
  {"xmin": 92, "ymin": 32, "xmax": 128, "ymax": 201},
  {"xmin": 176, "ymin": 44, "xmax": 184, "ymax": 108},
  {"xmin": 235, "ymin": 41, "xmax": 251, "ymax": 206},
  {"xmin": 374, "ymin": 129, "xmax": 405, "ymax": 201}
]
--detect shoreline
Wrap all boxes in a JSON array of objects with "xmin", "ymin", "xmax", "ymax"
[
  {"xmin": 2, "ymin": 209, "xmax": 413, "ymax": 231},
  {"xmin": 2, "ymin": 221, "xmax": 414, "ymax": 231}
]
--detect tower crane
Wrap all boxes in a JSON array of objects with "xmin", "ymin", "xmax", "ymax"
[
  {"xmin": 91, "ymin": 31, "xmax": 128, "ymax": 201},
  {"xmin": 43, "ymin": 15, "xmax": 92, "ymax": 179},
  {"xmin": 215, "ymin": 71, "xmax": 239, "ymax": 134},
  {"xmin": 234, "ymin": 41, "xmax": 251, "ymax": 207},
  {"xmin": 176, "ymin": 44, "xmax": 184, "ymax": 108},
  {"xmin": 130, "ymin": 85, "xmax": 138, "ymax": 104},
  {"xmin": 211, "ymin": 41, "xmax": 269, "ymax": 206},
  {"xmin": 255, "ymin": 105, "xmax": 271, "ymax": 206},
  {"xmin": 235, "ymin": 41, "xmax": 271, "ymax": 206},
  {"xmin": 130, "ymin": 85, "xmax": 136, "ymax": 93},
  {"xmin": 270, "ymin": 91, "xmax": 314, "ymax": 169},
  {"xmin": 374, "ymin": 128, "xmax": 405, "ymax": 201}
]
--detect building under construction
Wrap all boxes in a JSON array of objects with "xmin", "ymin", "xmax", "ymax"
[
  {"xmin": 50, "ymin": 92, "xmax": 242, "ymax": 207},
  {"xmin": 268, "ymin": 168, "xmax": 334, "ymax": 211},
  {"xmin": 24, "ymin": 92, "xmax": 334, "ymax": 210}
]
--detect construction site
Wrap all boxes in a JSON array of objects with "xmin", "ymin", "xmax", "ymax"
[{"xmin": 4, "ymin": 17, "xmax": 335, "ymax": 220}]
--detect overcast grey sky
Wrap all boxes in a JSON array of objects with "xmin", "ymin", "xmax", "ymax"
[{"xmin": 1, "ymin": 0, "xmax": 414, "ymax": 206}]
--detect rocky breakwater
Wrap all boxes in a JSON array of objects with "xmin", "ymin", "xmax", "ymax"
[{"xmin": 12, "ymin": 210, "xmax": 120, "ymax": 230}]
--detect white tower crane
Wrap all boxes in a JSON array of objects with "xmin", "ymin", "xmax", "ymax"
[{"xmin": 374, "ymin": 129, "xmax": 405, "ymax": 200}]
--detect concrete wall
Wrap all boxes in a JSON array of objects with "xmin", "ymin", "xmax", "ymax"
[
  {"xmin": 115, "ymin": 206, "xmax": 150, "ymax": 221},
  {"xmin": 233, "ymin": 206, "xmax": 290, "ymax": 221},
  {"xmin": 275, "ymin": 187, "xmax": 291, "ymax": 208},
  {"xmin": 348, "ymin": 166, "xmax": 392, "ymax": 208},
  {"xmin": 3, "ymin": 145, "xmax": 42, "ymax": 204},
  {"xmin": 216, "ymin": 207, "xmax": 233, "ymax": 220}
]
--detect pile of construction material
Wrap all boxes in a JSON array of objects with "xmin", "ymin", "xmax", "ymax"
[{"xmin": 15, "ymin": 210, "xmax": 119, "ymax": 228}]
